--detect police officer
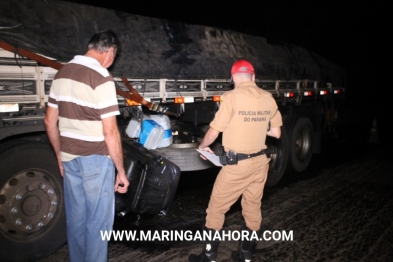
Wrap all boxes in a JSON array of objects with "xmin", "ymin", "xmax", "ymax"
[{"xmin": 188, "ymin": 59, "xmax": 282, "ymax": 262}]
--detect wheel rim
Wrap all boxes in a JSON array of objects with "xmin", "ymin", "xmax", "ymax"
[
  {"xmin": 0, "ymin": 169, "xmax": 61, "ymax": 242},
  {"xmin": 295, "ymin": 126, "xmax": 311, "ymax": 161}
]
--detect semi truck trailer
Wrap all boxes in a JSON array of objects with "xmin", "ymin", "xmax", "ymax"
[{"xmin": 0, "ymin": 0, "xmax": 345, "ymax": 260}]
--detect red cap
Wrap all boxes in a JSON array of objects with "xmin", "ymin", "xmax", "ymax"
[{"xmin": 231, "ymin": 59, "xmax": 254, "ymax": 75}]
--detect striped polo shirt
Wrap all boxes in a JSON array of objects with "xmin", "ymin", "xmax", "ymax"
[{"xmin": 47, "ymin": 55, "xmax": 120, "ymax": 161}]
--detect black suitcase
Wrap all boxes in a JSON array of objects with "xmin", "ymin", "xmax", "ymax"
[{"xmin": 115, "ymin": 141, "xmax": 181, "ymax": 215}]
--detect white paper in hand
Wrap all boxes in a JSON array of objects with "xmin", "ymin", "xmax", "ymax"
[{"xmin": 196, "ymin": 149, "xmax": 223, "ymax": 167}]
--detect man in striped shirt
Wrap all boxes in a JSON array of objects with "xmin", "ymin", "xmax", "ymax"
[{"xmin": 44, "ymin": 30, "xmax": 129, "ymax": 262}]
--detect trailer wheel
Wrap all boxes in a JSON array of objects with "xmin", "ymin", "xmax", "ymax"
[
  {"xmin": 284, "ymin": 116, "xmax": 314, "ymax": 172},
  {"xmin": 0, "ymin": 142, "xmax": 66, "ymax": 261},
  {"xmin": 266, "ymin": 127, "xmax": 289, "ymax": 187}
]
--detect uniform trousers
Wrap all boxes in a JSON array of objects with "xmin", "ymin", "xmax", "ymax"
[
  {"xmin": 206, "ymin": 154, "xmax": 269, "ymax": 231},
  {"xmin": 63, "ymin": 154, "xmax": 115, "ymax": 262}
]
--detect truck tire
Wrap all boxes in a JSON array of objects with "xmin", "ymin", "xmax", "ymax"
[
  {"xmin": 0, "ymin": 142, "xmax": 66, "ymax": 261},
  {"xmin": 266, "ymin": 127, "xmax": 289, "ymax": 187},
  {"xmin": 284, "ymin": 116, "xmax": 314, "ymax": 172}
]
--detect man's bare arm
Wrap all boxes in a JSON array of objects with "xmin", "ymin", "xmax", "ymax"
[
  {"xmin": 198, "ymin": 127, "xmax": 220, "ymax": 153},
  {"xmin": 44, "ymin": 106, "xmax": 64, "ymax": 176},
  {"xmin": 267, "ymin": 126, "xmax": 281, "ymax": 139},
  {"xmin": 102, "ymin": 116, "xmax": 129, "ymax": 193}
]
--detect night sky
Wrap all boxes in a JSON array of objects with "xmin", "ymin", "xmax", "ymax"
[{"xmin": 64, "ymin": 0, "xmax": 389, "ymax": 138}]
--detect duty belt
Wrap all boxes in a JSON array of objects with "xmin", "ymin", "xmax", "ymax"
[
  {"xmin": 219, "ymin": 147, "xmax": 275, "ymax": 165},
  {"xmin": 237, "ymin": 149, "xmax": 266, "ymax": 161}
]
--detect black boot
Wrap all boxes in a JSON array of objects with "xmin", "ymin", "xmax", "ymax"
[
  {"xmin": 188, "ymin": 225, "xmax": 220, "ymax": 262},
  {"xmin": 231, "ymin": 222, "xmax": 261, "ymax": 262}
]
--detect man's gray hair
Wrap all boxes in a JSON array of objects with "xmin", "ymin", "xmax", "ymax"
[
  {"xmin": 87, "ymin": 30, "xmax": 120, "ymax": 53},
  {"xmin": 236, "ymin": 71, "xmax": 253, "ymax": 80}
]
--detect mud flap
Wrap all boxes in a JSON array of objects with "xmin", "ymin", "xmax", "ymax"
[{"xmin": 115, "ymin": 141, "xmax": 181, "ymax": 215}]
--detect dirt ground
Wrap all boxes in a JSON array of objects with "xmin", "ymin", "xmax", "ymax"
[{"xmin": 40, "ymin": 138, "xmax": 393, "ymax": 262}]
